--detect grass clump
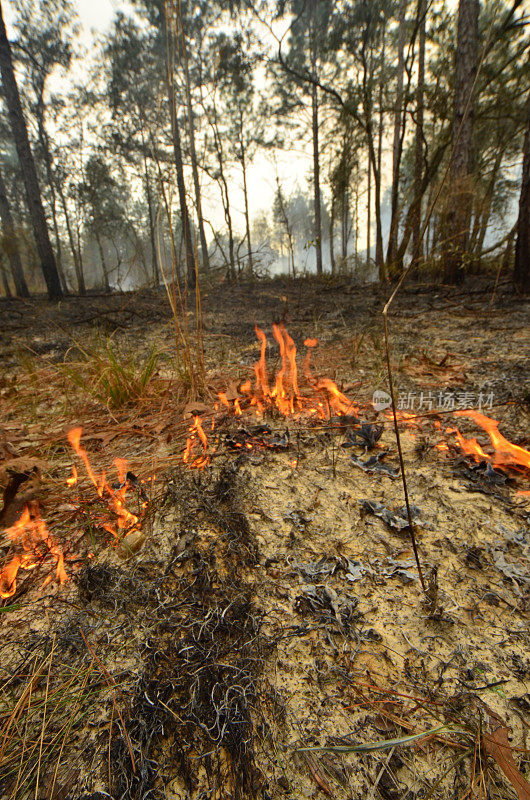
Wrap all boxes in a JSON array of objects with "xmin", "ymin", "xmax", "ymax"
[{"xmin": 64, "ymin": 338, "xmax": 160, "ymax": 408}]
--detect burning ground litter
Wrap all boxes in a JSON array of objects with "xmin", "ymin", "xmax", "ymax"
[{"xmin": 0, "ymin": 280, "xmax": 529, "ymax": 799}]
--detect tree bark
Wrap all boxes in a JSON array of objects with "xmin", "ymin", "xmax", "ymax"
[
  {"xmin": 181, "ymin": 32, "xmax": 209, "ymax": 274},
  {"xmin": 366, "ymin": 143, "xmax": 371, "ymax": 265},
  {"xmin": 163, "ymin": 7, "xmax": 196, "ymax": 290},
  {"xmin": 140, "ymin": 131, "xmax": 158, "ymax": 285},
  {"xmin": 330, "ymin": 196, "xmax": 336, "ymax": 275},
  {"xmin": 35, "ymin": 95, "xmax": 68, "ymax": 293},
  {"xmin": 411, "ymin": 0, "xmax": 427, "ymax": 278},
  {"xmin": 0, "ymin": 256, "xmax": 11, "ymax": 296},
  {"xmin": 95, "ymin": 232, "xmax": 110, "ymax": 292},
  {"xmin": 311, "ymin": 81, "xmax": 323, "ymax": 275},
  {"xmin": 375, "ymin": 29, "xmax": 385, "ymax": 272},
  {"xmin": 443, "ymin": 0, "xmax": 479, "ymax": 284},
  {"xmin": 514, "ymin": 93, "xmax": 530, "ymax": 292},
  {"xmin": 0, "ymin": 162, "xmax": 29, "ymax": 296},
  {"xmin": 56, "ymin": 178, "xmax": 85, "ymax": 294},
  {"xmin": 387, "ymin": 0, "xmax": 407, "ymax": 270},
  {"xmin": 167, "ymin": 86, "xmax": 196, "ymax": 288},
  {"xmin": 0, "ymin": 2, "xmax": 62, "ymax": 299},
  {"xmin": 240, "ymin": 133, "xmax": 253, "ymax": 273}
]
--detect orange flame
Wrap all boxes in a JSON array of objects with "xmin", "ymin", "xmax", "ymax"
[
  {"xmin": 0, "ymin": 504, "xmax": 68, "ymax": 599},
  {"xmin": 454, "ymin": 410, "xmax": 530, "ymax": 472},
  {"xmin": 67, "ymin": 427, "xmax": 143, "ymax": 537},
  {"xmin": 183, "ymin": 416, "xmax": 210, "ymax": 469}
]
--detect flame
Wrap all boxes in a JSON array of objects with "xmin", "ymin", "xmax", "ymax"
[
  {"xmin": 250, "ymin": 324, "xmax": 357, "ymax": 419},
  {"xmin": 0, "ymin": 504, "xmax": 68, "ymax": 599},
  {"xmin": 183, "ymin": 416, "xmax": 210, "ymax": 469},
  {"xmin": 67, "ymin": 427, "xmax": 144, "ymax": 537},
  {"xmin": 66, "ymin": 465, "xmax": 78, "ymax": 486},
  {"xmin": 454, "ymin": 410, "xmax": 530, "ymax": 472}
]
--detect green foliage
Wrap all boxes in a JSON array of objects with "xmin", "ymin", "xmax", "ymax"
[{"xmin": 64, "ymin": 339, "xmax": 160, "ymax": 408}]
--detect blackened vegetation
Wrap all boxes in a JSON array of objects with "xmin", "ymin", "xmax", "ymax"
[{"xmin": 110, "ymin": 463, "xmax": 269, "ymax": 800}]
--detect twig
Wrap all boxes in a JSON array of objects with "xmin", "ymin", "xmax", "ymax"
[{"xmin": 382, "ymin": 309, "xmax": 425, "ymax": 591}]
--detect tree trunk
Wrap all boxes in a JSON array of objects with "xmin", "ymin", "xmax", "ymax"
[
  {"xmin": 181, "ymin": 33, "xmax": 209, "ymax": 274},
  {"xmin": 411, "ymin": 0, "xmax": 427, "ymax": 278},
  {"xmin": 0, "ymin": 162, "xmax": 29, "ymax": 296},
  {"xmin": 375, "ymin": 30, "xmax": 385, "ymax": 273},
  {"xmin": 473, "ymin": 147, "xmax": 503, "ymax": 263},
  {"xmin": 56, "ymin": 178, "xmax": 85, "ymax": 294},
  {"xmin": 0, "ymin": 2, "xmax": 62, "ymax": 299},
  {"xmin": 311, "ymin": 81, "xmax": 323, "ymax": 275},
  {"xmin": 0, "ymin": 256, "xmax": 11, "ymax": 296},
  {"xmin": 330, "ymin": 196, "xmax": 336, "ymax": 275},
  {"xmin": 443, "ymin": 0, "xmax": 479, "ymax": 284},
  {"xmin": 36, "ymin": 101, "xmax": 68, "ymax": 294},
  {"xmin": 95, "ymin": 232, "xmax": 111, "ymax": 292},
  {"xmin": 240, "ymin": 130, "xmax": 253, "ymax": 273},
  {"xmin": 514, "ymin": 93, "xmax": 530, "ymax": 292},
  {"xmin": 210, "ymin": 103, "xmax": 235, "ymax": 279},
  {"xmin": 366, "ymin": 144, "xmax": 371, "ymax": 265},
  {"xmin": 387, "ymin": 0, "xmax": 407, "ymax": 270},
  {"xmin": 140, "ymin": 133, "xmax": 158, "ymax": 285},
  {"xmin": 168, "ymin": 89, "xmax": 196, "ymax": 288},
  {"xmin": 163, "ymin": 6, "xmax": 196, "ymax": 290}
]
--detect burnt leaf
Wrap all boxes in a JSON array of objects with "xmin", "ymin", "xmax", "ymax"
[
  {"xmin": 350, "ymin": 451, "xmax": 399, "ymax": 477},
  {"xmin": 342, "ymin": 423, "xmax": 384, "ymax": 450}
]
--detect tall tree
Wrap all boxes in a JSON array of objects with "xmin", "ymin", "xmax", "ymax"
[
  {"xmin": 443, "ymin": 0, "xmax": 479, "ymax": 284},
  {"xmin": 0, "ymin": 0, "xmax": 62, "ymax": 299},
  {"xmin": 277, "ymin": 0, "xmax": 336, "ymax": 276},
  {"xmin": 411, "ymin": 0, "xmax": 427, "ymax": 275},
  {"xmin": 514, "ymin": 93, "xmax": 530, "ymax": 292}
]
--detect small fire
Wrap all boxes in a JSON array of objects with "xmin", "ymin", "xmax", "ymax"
[
  {"xmin": 67, "ymin": 426, "xmax": 145, "ymax": 538},
  {"xmin": 183, "ymin": 416, "xmax": 210, "ymax": 469},
  {"xmin": 182, "ymin": 323, "xmax": 359, "ymax": 470},
  {"xmin": 0, "ymin": 503, "xmax": 68, "ymax": 599},
  {"xmin": 454, "ymin": 410, "xmax": 530, "ymax": 472},
  {"xmin": 247, "ymin": 323, "xmax": 357, "ymax": 418}
]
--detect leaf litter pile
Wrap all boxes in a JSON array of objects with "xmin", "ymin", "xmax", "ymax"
[{"xmin": 0, "ymin": 279, "xmax": 529, "ymax": 800}]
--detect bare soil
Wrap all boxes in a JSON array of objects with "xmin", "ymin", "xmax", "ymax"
[{"xmin": 0, "ymin": 276, "xmax": 528, "ymax": 800}]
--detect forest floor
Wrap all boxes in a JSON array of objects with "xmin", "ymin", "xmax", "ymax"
[{"xmin": 0, "ymin": 276, "xmax": 529, "ymax": 800}]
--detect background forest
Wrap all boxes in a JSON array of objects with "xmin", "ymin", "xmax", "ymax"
[{"xmin": 0, "ymin": 0, "xmax": 529, "ymax": 297}]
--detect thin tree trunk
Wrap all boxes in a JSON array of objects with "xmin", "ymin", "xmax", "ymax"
[
  {"xmin": 140, "ymin": 132, "xmax": 158, "ymax": 285},
  {"xmin": 164, "ymin": 7, "xmax": 195, "ymax": 289},
  {"xmin": 56, "ymin": 178, "xmax": 85, "ymax": 294},
  {"xmin": 354, "ymin": 186, "xmax": 359, "ymax": 271},
  {"xmin": 95, "ymin": 232, "xmax": 110, "ymax": 292},
  {"xmin": 411, "ymin": 0, "xmax": 427, "ymax": 278},
  {"xmin": 240, "ymin": 124, "xmax": 253, "ymax": 272},
  {"xmin": 388, "ymin": 0, "xmax": 407, "ymax": 269},
  {"xmin": 473, "ymin": 147, "xmax": 503, "ymax": 262},
  {"xmin": 367, "ymin": 145, "xmax": 371, "ymax": 265},
  {"xmin": 375, "ymin": 30, "xmax": 385, "ymax": 272},
  {"xmin": 0, "ymin": 256, "xmax": 11, "ymax": 296},
  {"xmin": 514, "ymin": 93, "xmax": 530, "ymax": 292},
  {"xmin": 211, "ymin": 102, "xmax": 235, "ymax": 279},
  {"xmin": 443, "ymin": 0, "xmax": 479, "ymax": 284},
  {"xmin": 330, "ymin": 197, "xmax": 336, "ymax": 275},
  {"xmin": 0, "ymin": 162, "xmax": 29, "ymax": 296},
  {"xmin": 181, "ymin": 30, "xmax": 209, "ymax": 274},
  {"xmin": 312, "ymin": 81, "xmax": 323, "ymax": 275},
  {"xmin": 37, "ymin": 107, "xmax": 67, "ymax": 294},
  {"xmin": 0, "ymin": 2, "xmax": 62, "ymax": 299}
]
